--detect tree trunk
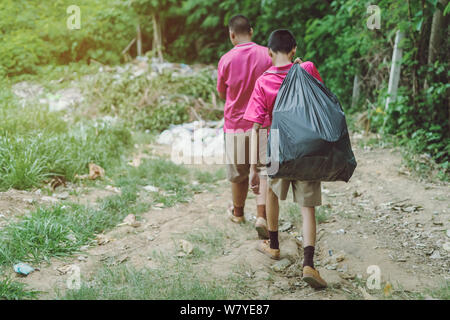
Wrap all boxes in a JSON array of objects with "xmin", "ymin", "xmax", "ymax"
[
  {"xmin": 152, "ymin": 13, "xmax": 164, "ymax": 62},
  {"xmin": 384, "ymin": 30, "xmax": 404, "ymax": 129},
  {"xmin": 136, "ymin": 24, "xmax": 142, "ymax": 57},
  {"xmin": 351, "ymin": 74, "xmax": 361, "ymax": 109},
  {"xmin": 428, "ymin": 0, "xmax": 448, "ymax": 65}
]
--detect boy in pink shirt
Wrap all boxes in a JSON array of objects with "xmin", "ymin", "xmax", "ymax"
[
  {"xmin": 244, "ymin": 29, "xmax": 327, "ymax": 289},
  {"xmin": 216, "ymin": 15, "xmax": 272, "ymax": 238}
]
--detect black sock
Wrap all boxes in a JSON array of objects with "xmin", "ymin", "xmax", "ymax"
[
  {"xmin": 268, "ymin": 231, "xmax": 279, "ymax": 249},
  {"xmin": 303, "ymin": 246, "xmax": 315, "ymax": 269}
]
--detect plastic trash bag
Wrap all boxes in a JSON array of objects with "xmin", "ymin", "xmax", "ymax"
[{"xmin": 267, "ymin": 64, "xmax": 356, "ymax": 182}]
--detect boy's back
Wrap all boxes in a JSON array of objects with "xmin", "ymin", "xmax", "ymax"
[
  {"xmin": 244, "ymin": 61, "xmax": 322, "ymax": 127},
  {"xmin": 217, "ymin": 42, "xmax": 272, "ymax": 132}
]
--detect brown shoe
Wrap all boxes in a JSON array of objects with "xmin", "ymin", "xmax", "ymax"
[
  {"xmin": 255, "ymin": 217, "xmax": 269, "ymax": 239},
  {"xmin": 228, "ymin": 207, "xmax": 245, "ymax": 224},
  {"xmin": 302, "ymin": 266, "xmax": 327, "ymax": 289},
  {"xmin": 256, "ymin": 240, "xmax": 280, "ymax": 260}
]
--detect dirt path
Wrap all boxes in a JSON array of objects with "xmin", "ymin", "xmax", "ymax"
[{"xmin": 13, "ymin": 136, "xmax": 450, "ymax": 300}]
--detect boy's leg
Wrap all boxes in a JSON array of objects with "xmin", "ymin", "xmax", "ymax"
[
  {"xmin": 255, "ymin": 176, "xmax": 267, "ymax": 219},
  {"xmin": 266, "ymin": 186, "xmax": 280, "ymax": 249},
  {"xmin": 231, "ymin": 178, "xmax": 249, "ymax": 217},
  {"xmin": 292, "ymin": 181, "xmax": 327, "ymax": 289},
  {"xmin": 255, "ymin": 176, "xmax": 268, "ymax": 239},
  {"xmin": 256, "ymin": 181, "xmax": 285, "ymax": 260},
  {"xmin": 254, "ymin": 130, "xmax": 268, "ymax": 238},
  {"xmin": 301, "ymin": 206, "xmax": 316, "ymax": 268},
  {"xmin": 226, "ymin": 132, "xmax": 250, "ymax": 223},
  {"xmin": 255, "ymin": 131, "xmax": 268, "ymax": 220}
]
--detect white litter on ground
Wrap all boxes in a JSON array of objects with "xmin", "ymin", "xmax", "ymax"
[{"xmin": 157, "ymin": 120, "xmax": 224, "ymax": 164}]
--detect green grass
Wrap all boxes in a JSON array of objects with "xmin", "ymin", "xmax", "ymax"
[
  {"xmin": 280, "ymin": 202, "xmax": 302, "ymax": 226},
  {"xmin": 0, "ymin": 157, "xmax": 213, "ymax": 266},
  {"xmin": 184, "ymin": 226, "xmax": 230, "ymax": 258},
  {"xmin": 315, "ymin": 206, "xmax": 332, "ymax": 224},
  {"xmin": 116, "ymin": 158, "xmax": 193, "ymax": 207},
  {"xmin": 0, "ymin": 123, "xmax": 132, "ymax": 190},
  {"xmin": 0, "ymin": 87, "xmax": 133, "ymax": 190},
  {"xmin": 0, "ymin": 156, "xmax": 225, "ymax": 298},
  {"xmin": 61, "ymin": 262, "xmax": 232, "ymax": 300},
  {"xmin": 193, "ymin": 168, "xmax": 226, "ymax": 184},
  {"xmin": 421, "ymin": 280, "xmax": 450, "ymax": 300},
  {"xmin": 0, "ymin": 277, "xmax": 39, "ymax": 300},
  {"xmin": 0, "ymin": 189, "xmax": 138, "ymax": 265}
]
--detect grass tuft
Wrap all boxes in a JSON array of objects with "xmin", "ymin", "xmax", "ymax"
[
  {"xmin": 61, "ymin": 262, "xmax": 231, "ymax": 300},
  {"xmin": 0, "ymin": 277, "xmax": 38, "ymax": 300}
]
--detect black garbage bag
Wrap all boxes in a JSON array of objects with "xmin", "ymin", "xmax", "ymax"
[{"xmin": 267, "ymin": 64, "xmax": 356, "ymax": 182}]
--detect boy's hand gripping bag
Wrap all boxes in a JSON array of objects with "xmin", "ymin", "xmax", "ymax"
[{"xmin": 267, "ymin": 64, "xmax": 357, "ymax": 182}]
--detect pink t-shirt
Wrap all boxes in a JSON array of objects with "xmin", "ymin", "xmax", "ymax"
[
  {"xmin": 243, "ymin": 62, "xmax": 322, "ymax": 127},
  {"xmin": 217, "ymin": 42, "xmax": 272, "ymax": 133}
]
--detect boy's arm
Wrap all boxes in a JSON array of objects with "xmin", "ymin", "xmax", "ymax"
[
  {"xmin": 249, "ymin": 122, "xmax": 261, "ymax": 194},
  {"xmin": 216, "ymin": 59, "xmax": 227, "ymax": 100},
  {"xmin": 218, "ymin": 90, "xmax": 226, "ymax": 100},
  {"xmin": 244, "ymin": 79, "xmax": 268, "ymax": 194}
]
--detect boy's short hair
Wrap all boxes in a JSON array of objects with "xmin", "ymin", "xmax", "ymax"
[
  {"xmin": 228, "ymin": 15, "xmax": 251, "ymax": 35},
  {"xmin": 268, "ymin": 29, "xmax": 297, "ymax": 54}
]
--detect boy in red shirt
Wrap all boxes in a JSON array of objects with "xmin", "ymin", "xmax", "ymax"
[
  {"xmin": 217, "ymin": 15, "xmax": 272, "ymax": 238},
  {"xmin": 244, "ymin": 29, "xmax": 327, "ymax": 289}
]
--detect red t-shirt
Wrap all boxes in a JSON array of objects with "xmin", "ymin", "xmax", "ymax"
[
  {"xmin": 243, "ymin": 62, "xmax": 322, "ymax": 127},
  {"xmin": 217, "ymin": 42, "xmax": 272, "ymax": 133}
]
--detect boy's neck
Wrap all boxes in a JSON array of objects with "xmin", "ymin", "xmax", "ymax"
[
  {"xmin": 272, "ymin": 54, "xmax": 292, "ymax": 67},
  {"xmin": 235, "ymin": 37, "xmax": 252, "ymax": 45}
]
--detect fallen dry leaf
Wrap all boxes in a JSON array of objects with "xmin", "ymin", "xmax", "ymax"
[
  {"xmin": 56, "ymin": 264, "xmax": 77, "ymax": 275},
  {"xmin": 50, "ymin": 176, "xmax": 67, "ymax": 190},
  {"xmin": 88, "ymin": 163, "xmax": 105, "ymax": 180},
  {"xmin": 384, "ymin": 282, "xmax": 392, "ymax": 297},
  {"xmin": 96, "ymin": 234, "xmax": 111, "ymax": 245},
  {"xmin": 118, "ymin": 214, "xmax": 141, "ymax": 228},
  {"xmin": 179, "ymin": 239, "xmax": 194, "ymax": 255}
]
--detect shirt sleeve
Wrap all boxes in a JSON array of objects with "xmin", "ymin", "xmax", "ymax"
[
  {"xmin": 243, "ymin": 79, "xmax": 267, "ymax": 125},
  {"xmin": 301, "ymin": 61, "xmax": 323, "ymax": 83},
  {"xmin": 216, "ymin": 58, "xmax": 227, "ymax": 94}
]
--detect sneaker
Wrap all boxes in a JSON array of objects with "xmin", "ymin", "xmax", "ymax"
[
  {"xmin": 255, "ymin": 217, "xmax": 269, "ymax": 239},
  {"xmin": 302, "ymin": 266, "xmax": 327, "ymax": 289},
  {"xmin": 228, "ymin": 207, "xmax": 245, "ymax": 224},
  {"xmin": 256, "ymin": 240, "xmax": 280, "ymax": 260}
]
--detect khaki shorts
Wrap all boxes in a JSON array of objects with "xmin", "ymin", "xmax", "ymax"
[
  {"xmin": 225, "ymin": 131, "xmax": 267, "ymax": 183},
  {"xmin": 268, "ymin": 178, "xmax": 321, "ymax": 207}
]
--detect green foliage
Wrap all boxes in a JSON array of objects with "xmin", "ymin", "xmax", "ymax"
[
  {"xmin": 79, "ymin": 67, "xmax": 219, "ymax": 131},
  {"xmin": 0, "ymin": 277, "xmax": 38, "ymax": 300},
  {"xmin": 0, "ymin": 0, "xmax": 137, "ymax": 77},
  {"xmin": 139, "ymin": 101, "xmax": 188, "ymax": 131}
]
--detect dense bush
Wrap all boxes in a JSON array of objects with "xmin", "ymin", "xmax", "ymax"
[
  {"xmin": 0, "ymin": 0, "xmax": 137, "ymax": 77},
  {"xmin": 79, "ymin": 66, "xmax": 219, "ymax": 131}
]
